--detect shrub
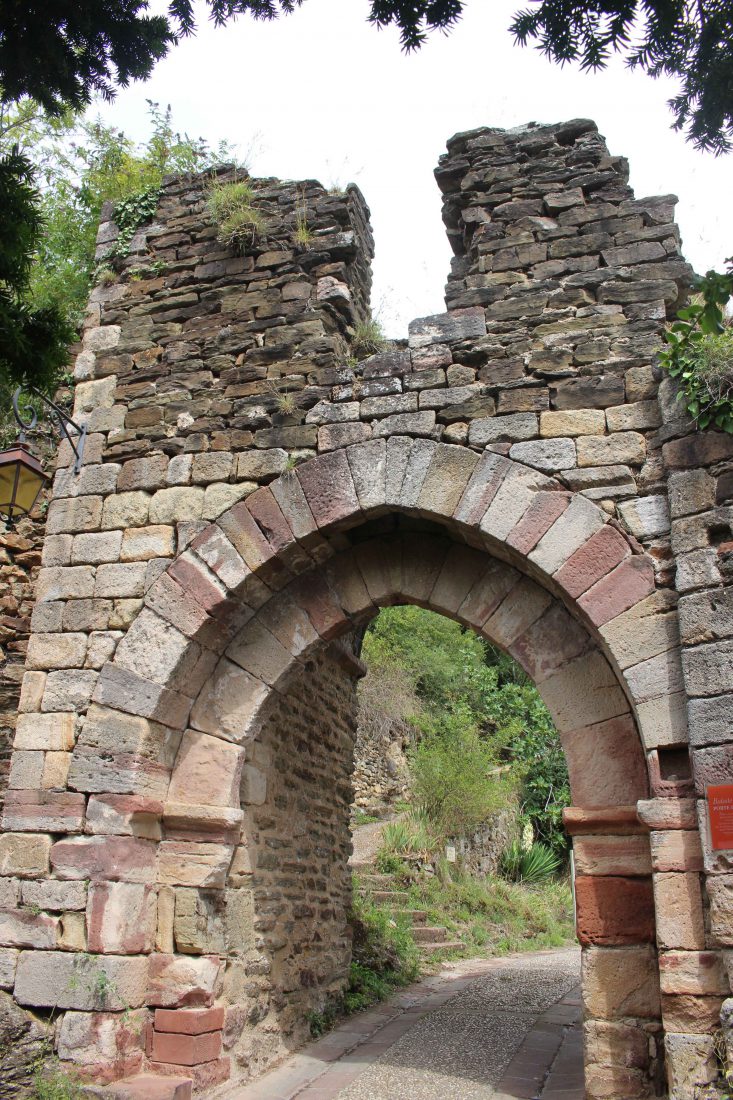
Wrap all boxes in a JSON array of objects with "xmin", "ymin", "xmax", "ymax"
[
  {"xmin": 501, "ymin": 839, "xmax": 561, "ymax": 884},
  {"xmin": 410, "ymin": 710, "xmax": 515, "ymax": 838},
  {"xmin": 206, "ymin": 177, "xmax": 263, "ymax": 252}
]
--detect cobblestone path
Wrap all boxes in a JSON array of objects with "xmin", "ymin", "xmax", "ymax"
[{"xmin": 221, "ymin": 947, "xmax": 582, "ymax": 1100}]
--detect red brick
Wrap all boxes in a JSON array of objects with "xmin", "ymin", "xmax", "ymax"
[
  {"xmin": 506, "ymin": 491, "xmax": 572, "ymax": 555},
  {"xmin": 577, "ymin": 554, "xmax": 655, "ymax": 626},
  {"xmin": 296, "ymin": 450, "xmax": 360, "ymax": 529},
  {"xmin": 554, "ymin": 524, "xmax": 631, "ymax": 599},
  {"xmin": 151, "ymin": 1029, "xmax": 222, "ymax": 1065},
  {"xmin": 154, "ymin": 1007, "xmax": 225, "ymax": 1035},
  {"xmin": 575, "ymin": 875, "xmax": 655, "ymax": 945}
]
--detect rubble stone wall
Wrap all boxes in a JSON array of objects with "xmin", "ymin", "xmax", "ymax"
[{"xmin": 0, "ymin": 119, "xmax": 732, "ymax": 1100}]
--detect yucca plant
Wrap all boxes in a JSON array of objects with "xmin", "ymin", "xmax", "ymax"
[{"xmin": 501, "ymin": 840, "xmax": 560, "ymax": 884}]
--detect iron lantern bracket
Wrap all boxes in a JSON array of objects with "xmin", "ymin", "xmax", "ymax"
[{"xmin": 12, "ymin": 386, "xmax": 87, "ymax": 475}]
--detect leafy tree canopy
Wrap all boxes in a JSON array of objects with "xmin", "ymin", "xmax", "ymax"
[{"xmin": 1, "ymin": 0, "xmax": 731, "ymax": 150}]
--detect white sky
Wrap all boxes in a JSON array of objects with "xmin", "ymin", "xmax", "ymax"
[{"xmin": 95, "ymin": 0, "xmax": 732, "ymax": 336}]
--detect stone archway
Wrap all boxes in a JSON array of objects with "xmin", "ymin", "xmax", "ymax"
[
  {"xmin": 1, "ymin": 117, "xmax": 731, "ymax": 1099},
  {"xmin": 53, "ymin": 443, "xmax": 673, "ymax": 1095}
]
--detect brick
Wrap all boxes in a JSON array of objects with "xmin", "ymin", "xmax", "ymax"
[
  {"xmin": 167, "ymin": 730, "xmax": 244, "ymax": 807},
  {"xmin": 154, "ymin": 1006, "xmax": 225, "ymax": 1034},
  {"xmin": 555, "ymin": 524, "xmax": 632, "ymax": 599},
  {"xmin": 574, "ymin": 875, "xmax": 655, "ymax": 945},
  {"xmin": 0, "ymin": 908, "xmax": 58, "ymax": 949},
  {"xmin": 582, "ymin": 945, "xmax": 660, "ymax": 1019},
  {"xmin": 577, "ymin": 555, "xmax": 655, "ymax": 627},
  {"xmin": 659, "ymin": 951, "xmax": 729, "ymax": 995},
  {"xmin": 151, "ymin": 1029, "xmax": 222, "ymax": 1065},
  {"xmin": 540, "ymin": 409, "xmax": 605, "ymax": 437},
  {"xmin": 101, "ymin": 490, "xmax": 151, "ymax": 529},
  {"xmin": 573, "ymin": 835, "xmax": 651, "ymax": 876},
  {"xmin": 149, "ymin": 487, "xmax": 205, "ymax": 524},
  {"xmin": 71, "ymin": 530, "xmax": 123, "ymax": 564}
]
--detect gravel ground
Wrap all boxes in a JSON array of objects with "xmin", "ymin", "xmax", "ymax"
[{"xmin": 334, "ymin": 948, "xmax": 580, "ymax": 1100}]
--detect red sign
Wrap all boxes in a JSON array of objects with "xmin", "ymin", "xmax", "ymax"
[{"xmin": 708, "ymin": 785, "xmax": 733, "ymax": 851}]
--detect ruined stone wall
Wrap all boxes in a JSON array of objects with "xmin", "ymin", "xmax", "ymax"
[{"xmin": 2, "ymin": 118, "xmax": 733, "ymax": 1100}]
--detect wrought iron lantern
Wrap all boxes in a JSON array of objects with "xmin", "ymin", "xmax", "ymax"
[{"xmin": 0, "ymin": 387, "xmax": 86, "ymax": 524}]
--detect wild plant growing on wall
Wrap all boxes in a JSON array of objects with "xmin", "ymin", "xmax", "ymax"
[{"xmin": 660, "ymin": 262, "xmax": 733, "ymax": 432}]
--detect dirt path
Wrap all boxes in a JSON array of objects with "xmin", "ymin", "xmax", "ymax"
[
  {"xmin": 221, "ymin": 947, "xmax": 582, "ymax": 1100},
  {"xmin": 349, "ymin": 817, "xmax": 400, "ymax": 868}
]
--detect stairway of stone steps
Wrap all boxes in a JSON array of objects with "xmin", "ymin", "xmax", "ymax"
[{"xmin": 355, "ymin": 868, "xmax": 465, "ymax": 956}]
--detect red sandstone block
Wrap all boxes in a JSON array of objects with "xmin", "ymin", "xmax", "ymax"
[
  {"xmin": 554, "ymin": 524, "xmax": 631, "ymax": 599},
  {"xmin": 50, "ymin": 835, "xmax": 157, "ymax": 882},
  {"xmin": 245, "ymin": 487, "xmax": 294, "ymax": 552},
  {"xmin": 149, "ymin": 1057, "xmax": 230, "ymax": 1090},
  {"xmin": 506, "ymin": 491, "xmax": 572, "ymax": 555},
  {"xmin": 296, "ymin": 449, "xmax": 360, "ymax": 529},
  {"xmin": 577, "ymin": 555, "xmax": 655, "ymax": 627},
  {"xmin": 154, "ymin": 1007, "xmax": 225, "ymax": 1035},
  {"xmin": 111, "ymin": 1073, "xmax": 192, "ymax": 1099},
  {"xmin": 151, "ymin": 1029, "xmax": 222, "ymax": 1066},
  {"xmin": 168, "ymin": 553, "xmax": 227, "ymax": 618},
  {"xmin": 2, "ymin": 790, "xmax": 86, "ymax": 833},
  {"xmin": 575, "ymin": 874, "xmax": 655, "ymax": 946}
]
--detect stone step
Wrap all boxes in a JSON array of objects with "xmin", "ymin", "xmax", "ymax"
[
  {"xmin": 370, "ymin": 890, "xmax": 410, "ymax": 905},
  {"xmin": 89, "ymin": 1074, "xmax": 193, "ymax": 1099},
  {"xmin": 419, "ymin": 940, "xmax": 465, "ymax": 955},
  {"xmin": 358, "ymin": 874, "xmax": 394, "ymax": 887},
  {"xmin": 393, "ymin": 909, "xmax": 428, "ymax": 925},
  {"xmin": 412, "ymin": 925, "xmax": 449, "ymax": 943}
]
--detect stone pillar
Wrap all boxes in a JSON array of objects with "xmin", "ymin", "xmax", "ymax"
[{"xmin": 565, "ymin": 806, "xmax": 664, "ymax": 1098}]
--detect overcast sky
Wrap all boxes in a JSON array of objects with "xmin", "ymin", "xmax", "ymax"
[{"xmin": 95, "ymin": 0, "xmax": 732, "ymax": 335}]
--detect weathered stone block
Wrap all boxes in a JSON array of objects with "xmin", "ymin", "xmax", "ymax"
[
  {"xmin": 575, "ymin": 875, "xmax": 655, "ymax": 945},
  {"xmin": 158, "ymin": 842, "xmax": 232, "ymax": 888},
  {"xmin": 2, "ymin": 790, "xmax": 85, "ymax": 833},
  {"xmin": 0, "ymin": 834, "xmax": 51, "ymax": 878},
  {"xmin": 659, "ymin": 950, "xmax": 729, "ymax": 994},
  {"xmin": 25, "ymin": 632, "xmax": 87, "ymax": 670},
  {"xmin": 87, "ymin": 882, "xmax": 157, "ymax": 953},
  {"xmin": 577, "ymin": 432, "xmax": 646, "ymax": 467},
  {"xmin": 582, "ymin": 944, "xmax": 660, "ymax": 1019},
  {"xmin": 167, "ymin": 730, "xmax": 243, "ymax": 808},
  {"xmin": 14, "ymin": 950, "xmax": 148, "ymax": 1009},
  {"xmin": 654, "ymin": 873, "xmax": 705, "ymax": 949},
  {"xmin": 121, "ymin": 525, "xmax": 176, "ymax": 562},
  {"xmin": 147, "ymin": 953, "xmax": 222, "ymax": 1008},
  {"xmin": 51, "ymin": 835, "xmax": 157, "ymax": 882}
]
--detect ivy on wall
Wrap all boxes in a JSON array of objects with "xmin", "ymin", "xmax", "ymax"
[{"xmin": 660, "ymin": 262, "xmax": 733, "ymax": 432}]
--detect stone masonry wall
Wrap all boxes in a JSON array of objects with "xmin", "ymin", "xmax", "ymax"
[
  {"xmin": 224, "ymin": 641, "xmax": 360, "ymax": 1080},
  {"xmin": 2, "ymin": 118, "xmax": 733, "ymax": 1099}
]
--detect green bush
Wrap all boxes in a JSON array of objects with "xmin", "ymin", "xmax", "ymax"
[
  {"xmin": 352, "ymin": 317, "xmax": 385, "ymax": 358},
  {"xmin": 410, "ymin": 712, "xmax": 515, "ymax": 837}
]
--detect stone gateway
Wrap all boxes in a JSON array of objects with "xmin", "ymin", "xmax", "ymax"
[{"xmin": 0, "ymin": 119, "xmax": 731, "ymax": 1100}]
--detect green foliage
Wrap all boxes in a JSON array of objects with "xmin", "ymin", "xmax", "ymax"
[
  {"xmin": 410, "ymin": 712, "xmax": 514, "ymax": 837},
  {"xmin": 405, "ymin": 867, "xmax": 574, "ymax": 955},
  {"xmin": 206, "ymin": 177, "xmax": 264, "ymax": 252},
  {"xmin": 0, "ymin": 146, "xmax": 74, "ymax": 391},
  {"xmin": 352, "ymin": 317, "xmax": 386, "ymax": 358},
  {"xmin": 659, "ymin": 264, "xmax": 733, "ymax": 432},
  {"xmin": 501, "ymin": 839, "xmax": 561, "ymax": 883},
  {"xmin": 352, "ymin": 810, "xmax": 380, "ymax": 826},
  {"xmin": 33, "ymin": 1060, "xmax": 82, "ymax": 1100},
  {"xmin": 378, "ymin": 811, "xmax": 439, "ymax": 859},
  {"xmin": 361, "ymin": 607, "xmax": 569, "ymax": 855}
]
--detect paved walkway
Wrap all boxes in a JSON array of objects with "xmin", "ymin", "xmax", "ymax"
[{"xmin": 221, "ymin": 948, "xmax": 582, "ymax": 1100}]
